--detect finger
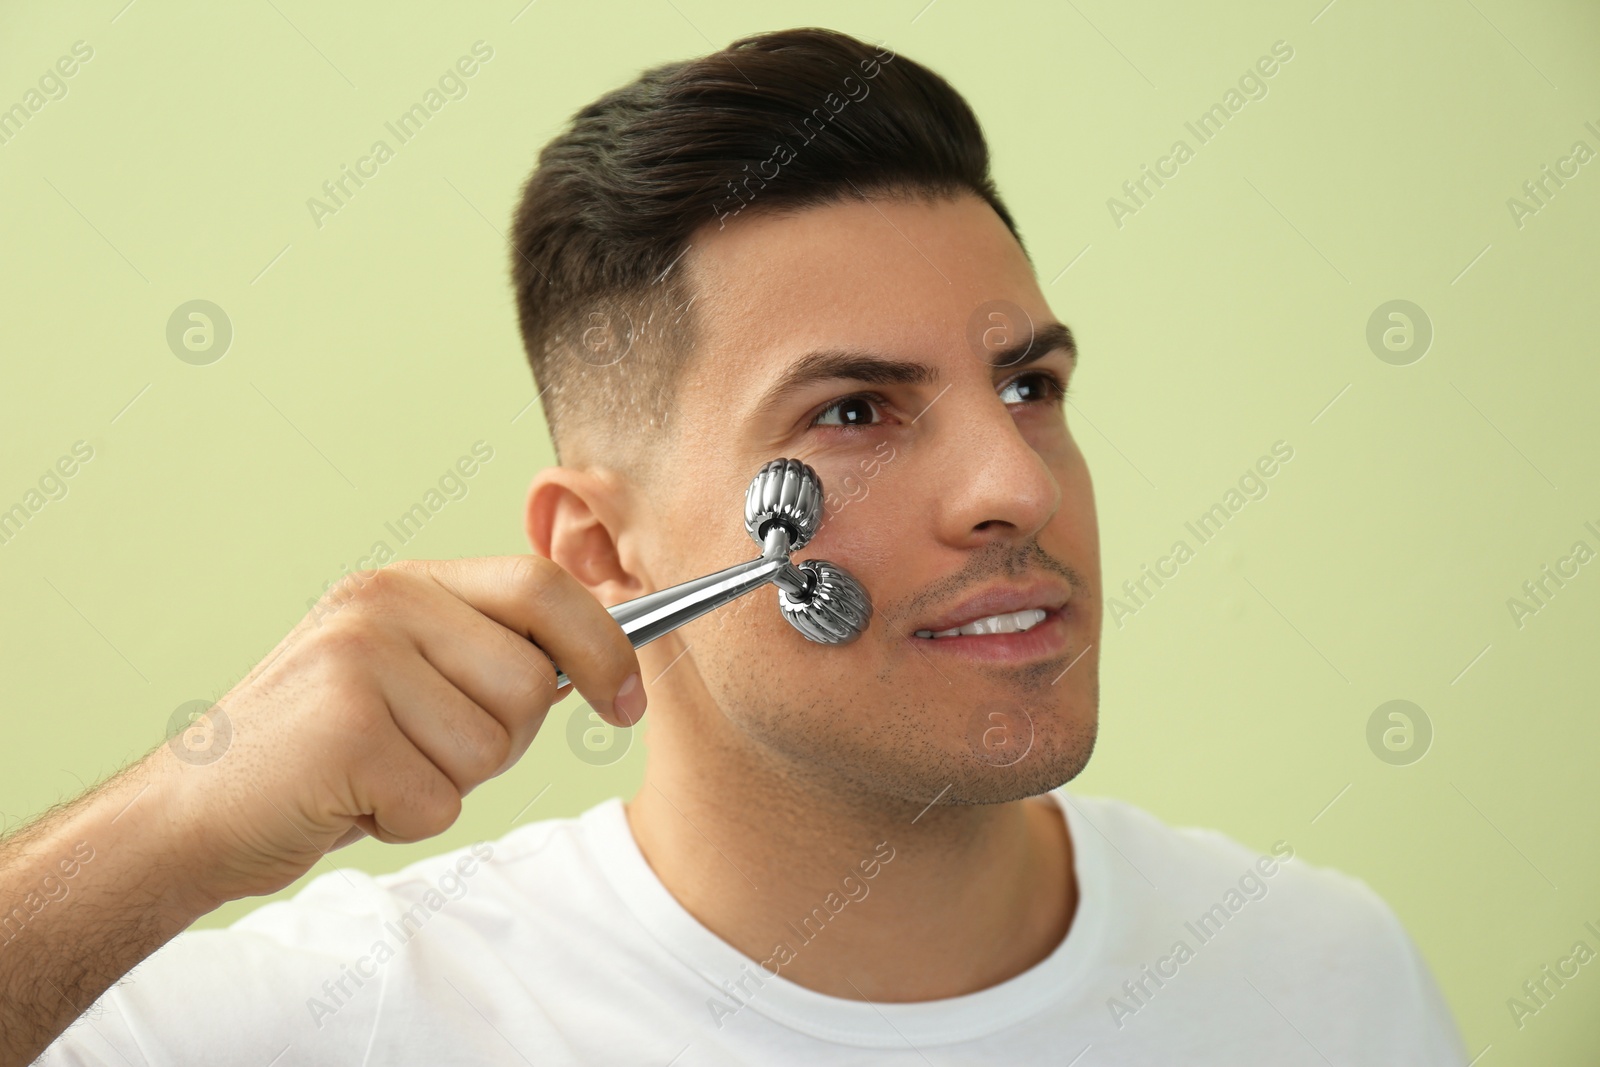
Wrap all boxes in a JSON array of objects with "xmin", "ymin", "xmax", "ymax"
[
  {"xmin": 408, "ymin": 556, "xmax": 646, "ymax": 728},
  {"xmin": 348, "ymin": 713, "xmax": 466, "ymax": 845},
  {"xmin": 377, "ymin": 647, "xmax": 515, "ymax": 795},
  {"xmin": 379, "ymin": 573, "xmax": 573, "ymax": 766}
]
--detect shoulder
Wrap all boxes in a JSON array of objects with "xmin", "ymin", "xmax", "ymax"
[
  {"xmin": 1056, "ymin": 790, "xmax": 1465, "ymax": 1060},
  {"xmin": 1058, "ymin": 789, "xmax": 1387, "ymax": 926},
  {"xmin": 41, "ymin": 803, "xmax": 618, "ymax": 1063}
]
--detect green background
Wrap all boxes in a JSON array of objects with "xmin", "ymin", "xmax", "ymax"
[{"xmin": 2, "ymin": 0, "xmax": 1596, "ymax": 1058}]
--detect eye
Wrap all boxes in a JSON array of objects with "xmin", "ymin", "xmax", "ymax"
[
  {"xmin": 999, "ymin": 370, "xmax": 1069, "ymax": 405},
  {"xmin": 811, "ymin": 394, "xmax": 884, "ymax": 429}
]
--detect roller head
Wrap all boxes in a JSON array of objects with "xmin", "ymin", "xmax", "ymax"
[
  {"xmin": 745, "ymin": 458, "xmax": 823, "ymax": 551},
  {"xmin": 779, "ymin": 559, "xmax": 872, "ymax": 644}
]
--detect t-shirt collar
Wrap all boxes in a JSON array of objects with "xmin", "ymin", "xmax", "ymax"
[{"xmin": 580, "ymin": 788, "xmax": 1107, "ymax": 1048}]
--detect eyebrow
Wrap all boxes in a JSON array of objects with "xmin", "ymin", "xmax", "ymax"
[{"xmin": 753, "ymin": 321, "xmax": 1077, "ymax": 418}]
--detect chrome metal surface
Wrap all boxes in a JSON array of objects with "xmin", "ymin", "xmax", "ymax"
[
  {"xmin": 778, "ymin": 559, "xmax": 874, "ymax": 645},
  {"xmin": 745, "ymin": 457, "xmax": 823, "ymax": 551},
  {"xmin": 550, "ymin": 459, "xmax": 869, "ymax": 688}
]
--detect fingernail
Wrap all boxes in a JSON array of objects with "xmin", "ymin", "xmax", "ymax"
[{"xmin": 613, "ymin": 672, "xmax": 647, "ymax": 725}]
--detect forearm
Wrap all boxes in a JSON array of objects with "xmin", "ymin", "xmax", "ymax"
[{"xmin": 0, "ymin": 756, "xmax": 220, "ymax": 1067}]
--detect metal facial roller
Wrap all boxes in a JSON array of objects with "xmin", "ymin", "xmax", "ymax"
[{"xmin": 549, "ymin": 458, "xmax": 872, "ymax": 689}]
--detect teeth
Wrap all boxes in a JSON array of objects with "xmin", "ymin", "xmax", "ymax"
[{"xmin": 915, "ymin": 608, "xmax": 1048, "ymax": 639}]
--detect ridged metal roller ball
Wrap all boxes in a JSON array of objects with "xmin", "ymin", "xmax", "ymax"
[
  {"xmin": 745, "ymin": 458, "xmax": 823, "ymax": 551},
  {"xmin": 549, "ymin": 456, "xmax": 873, "ymax": 687},
  {"xmin": 779, "ymin": 559, "xmax": 873, "ymax": 645}
]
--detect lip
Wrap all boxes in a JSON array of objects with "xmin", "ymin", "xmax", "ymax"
[
  {"xmin": 910, "ymin": 604, "xmax": 1073, "ymax": 663},
  {"xmin": 911, "ymin": 580, "xmax": 1072, "ymax": 635}
]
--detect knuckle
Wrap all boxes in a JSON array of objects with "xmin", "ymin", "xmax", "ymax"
[
  {"xmin": 498, "ymin": 627, "xmax": 560, "ymax": 699},
  {"xmin": 512, "ymin": 657, "xmax": 557, "ymax": 708},
  {"xmin": 459, "ymin": 715, "xmax": 514, "ymax": 781},
  {"xmin": 416, "ymin": 787, "xmax": 463, "ymax": 839},
  {"xmin": 301, "ymin": 626, "xmax": 391, "ymax": 698},
  {"xmin": 315, "ymin": 620, "xmax": 380, "ymax": 662},
  {"xmin": 484, "ymin": 736, "xmax": 516, "ymax": 780},
  {"xmin": 335, "ymin": 686, "xmax": 391, "ymax": 736},
  {"xmin": 369, "ymin": 757, "xmax": 463, "ymax": 844},
  {"xmin": 506, "ymin": 555, "xmax": 565, "ymax": 610},
  {"xmin": 339, "ymin": 564, "xmax": 415, "ymax": 617},
  {"xmin": 356, "ymin": 564, "xmax": 407, "ymax": 603},
  {"xmin": 329, "ymin": 566, "xmax": 383, "ymax": 606}
]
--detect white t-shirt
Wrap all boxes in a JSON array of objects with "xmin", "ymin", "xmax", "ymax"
[{"xmin": 39, "ymin": 789, "xmax": 1465, "ymax": 1065}]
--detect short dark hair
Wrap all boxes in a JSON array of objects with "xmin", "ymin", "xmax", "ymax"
[{"xmin": 508, "ymin": 26, "xmax": 1024, "ymax": 473}]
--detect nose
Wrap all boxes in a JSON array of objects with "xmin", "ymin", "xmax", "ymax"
[{"xmin": 930, "ymin": 390, "xmax": 1060, "ymax": 550}]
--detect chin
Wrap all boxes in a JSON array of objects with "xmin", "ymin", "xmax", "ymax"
[
  {"xmin": 709, "ymin": 638, "xmax": 1100, "ymax": 809},
  {"xmin": 819, "ymin": 699, "xmax": 1099, "ymax": 810},
  {"xmin": 939, "ymin": 713, "xmax": 1099, "ymax": 805}
]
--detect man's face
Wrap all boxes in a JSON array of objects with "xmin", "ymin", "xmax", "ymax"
[{"xmin": 638, "ymin": 192, "xmax": 1100, "ymax": 805}]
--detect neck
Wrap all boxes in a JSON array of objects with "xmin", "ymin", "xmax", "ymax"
[{"xmin": 625, "ymin": 706, "xmax": 1076, "ymax": 1001}]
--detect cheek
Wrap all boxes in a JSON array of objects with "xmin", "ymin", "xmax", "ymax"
[
  {"xmin": 697, "ymin": 502, "xmax": 884, "ymax": 698},
  {"xmin": 684, "ymin": 581, "xmax": 841, "ymax": 733},
  {"xmin": 803, "ymin": 455, "xmax": 904, "ymax": 568},
  {"xmin": 649, "ymin": 484, "xmax": 752, "ymax": 582},
  {"xmin": 695, "ymin": 590, "xmax": 778, "ymax": 669},
  {"xmin": 1053, "ymin": 436, "xmax": 1099, "ymax": 561}
]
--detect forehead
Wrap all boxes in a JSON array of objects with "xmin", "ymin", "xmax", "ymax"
[{"xmin": 677, "ymin": 193, "xmax": 1046, "ymax": 384}]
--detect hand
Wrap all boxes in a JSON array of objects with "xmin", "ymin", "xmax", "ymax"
[{"xmin": 156, "ymin": 555, "xmax": 645, "ymax": 907}]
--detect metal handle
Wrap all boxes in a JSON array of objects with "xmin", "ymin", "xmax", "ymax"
[
  {"xmin": 551, "ymin": 527, "xmax": 807, "ymax": 688},
  {"xmin": 547, "ymin": 458, "xmax": 869, "ymax": 690}
]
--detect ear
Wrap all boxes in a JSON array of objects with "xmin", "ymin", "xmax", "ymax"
[{"xmin": 524, "ymin": 466, "xmax": 646, "ymax": 606}]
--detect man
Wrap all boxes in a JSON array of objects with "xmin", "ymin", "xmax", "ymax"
[{"xmin": 7, "ymin": 26, "xmax": 1464, "ymax": 1065}]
